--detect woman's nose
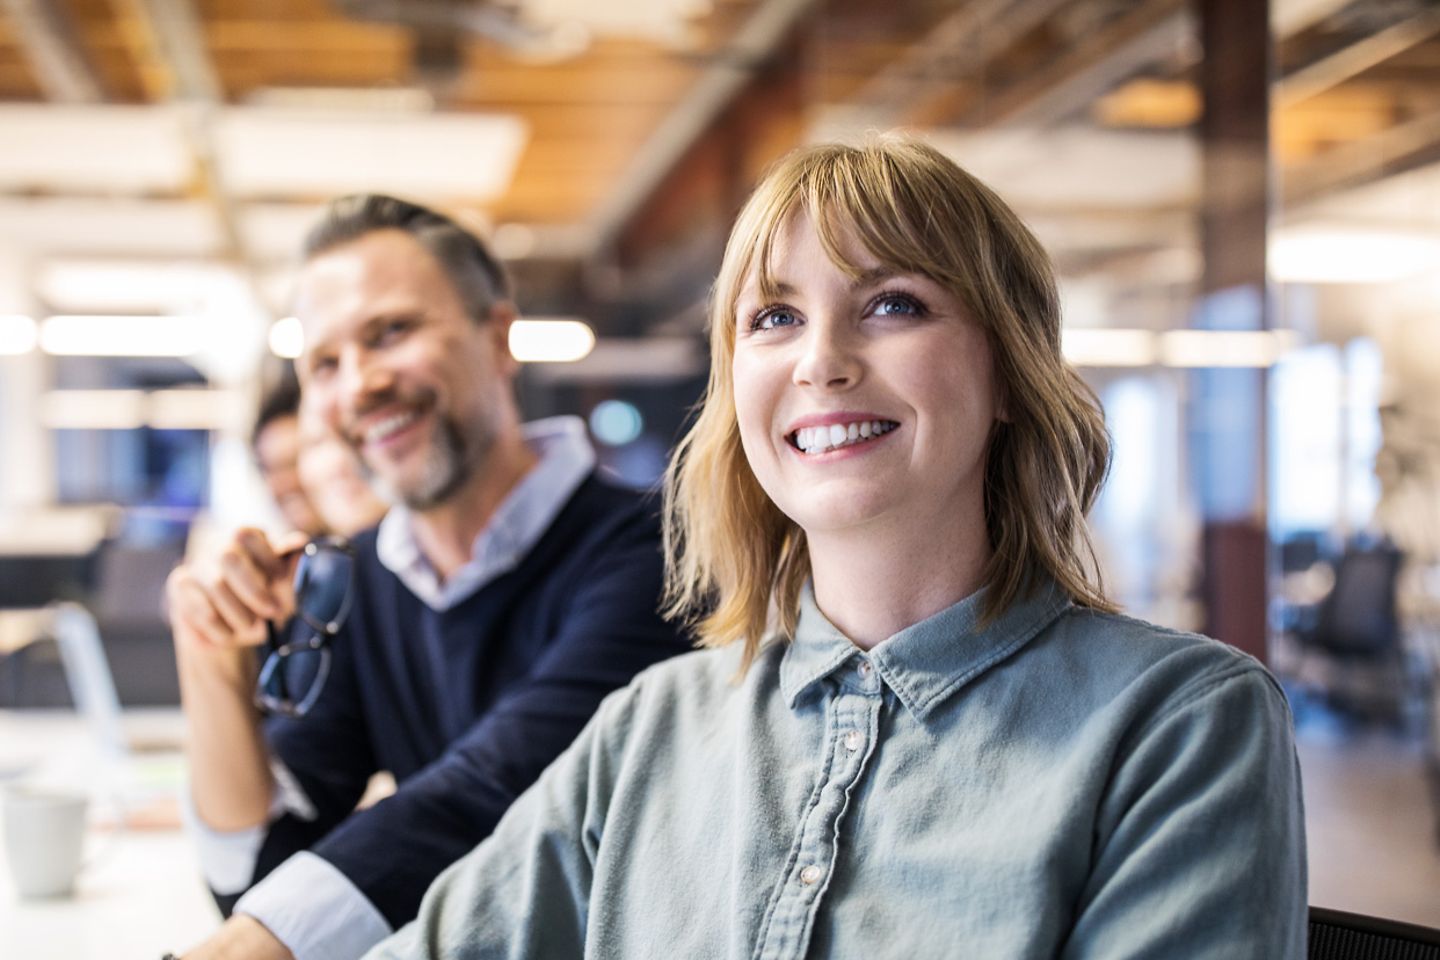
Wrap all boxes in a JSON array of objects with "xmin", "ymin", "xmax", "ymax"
[{"xmin": 792, "ymin": 322, "xmax": 862, "ymax": 390}]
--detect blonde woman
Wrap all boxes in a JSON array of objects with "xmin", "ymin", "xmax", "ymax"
[{"xmin": 365, "ymin": 138, "xmax": 1305, "ymax": 959}]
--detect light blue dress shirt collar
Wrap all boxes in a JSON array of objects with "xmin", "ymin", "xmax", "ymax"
[
  {"xmin": 375, "ymin": 415, "xmax": 596, "ymax": 611},
  {"xmin": 780, "ymin": 576, "xmax": 1072, "ymax": 719}
]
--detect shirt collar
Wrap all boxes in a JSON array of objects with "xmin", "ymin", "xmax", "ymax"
[
  {"xmin": 375, "ymin": 416, "xmax": 596, "ymax": 610},
  {"xmin": 778, "ymin": 576, "xmax": 1071, "ymax": 721}
]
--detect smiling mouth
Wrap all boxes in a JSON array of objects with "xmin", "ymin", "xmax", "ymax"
[
  {"xmin": 359, "ymin": 408, "xmax": 425, "ymax": 448},
  {"xmin": 787, "ymin": 419, "xmax": 898, "ymax": 455}
]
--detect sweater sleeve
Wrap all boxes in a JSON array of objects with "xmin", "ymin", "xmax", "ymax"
[
  {"xmin": 300, "ymin": 510, "xmax": 684, "ymax": 928},
  {"xmin": 362, "ymin": 675, "xmax": 638, "ymax": 960},
  {"xmin": 1062, "ymin": 661, "xmax": 1308, "ymax": 959}
]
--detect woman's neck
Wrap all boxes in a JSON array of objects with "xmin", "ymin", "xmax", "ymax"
[{"xmin": 806, "ymin": 511, "xmax": 991, "ymax": 650}]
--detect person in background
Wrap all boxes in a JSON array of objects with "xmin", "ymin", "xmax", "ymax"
[
  {"xmin": 365, "ymin": 138, "xmax": 1306, "ymax": 959},
  {"xmin": 164, "ymin": 194, "xmax": 692, "ymax": 960},
  {"xmin": 295, "ymin": 405, "xmax": 388, "ymax": 538},
  {"xmin": 250, "ymin": 377, "xmax": 325, "ymax": 539}
]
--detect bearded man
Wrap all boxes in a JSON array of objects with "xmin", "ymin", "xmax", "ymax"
[{"xmin": 165, "ymin": 196, "xmax": 689, "ymax": 960}]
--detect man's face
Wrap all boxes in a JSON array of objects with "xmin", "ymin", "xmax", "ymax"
[
  {"xmin": 293, "ymin": 229, "xmax": 517, "ymax": 511},
  {"xmin": 253, "ymin": 414, "xmax": 325, "ymax": 535}
]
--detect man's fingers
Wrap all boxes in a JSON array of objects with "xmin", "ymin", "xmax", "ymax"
[
  {"xmin": 236, "ymin": 527, "xmax": 291, "ymax": 579},
  {"xmin": 220, "ymin": 534, "xmax": 291, "ymax": 621},
  {"xmin": 209, "ymin": 579, "xmax": 265, "ymax": 637},
  {"xmin": 168, "ymin": 573, "xmax": 234, "ymax": 650}
]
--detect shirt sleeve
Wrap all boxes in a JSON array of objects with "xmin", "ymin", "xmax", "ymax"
[
  {"xmin": 1062, "ymin": 662, "xmax": 1308, "ymax": 959},
  {"xmin": 289, "ymin": 509, "xmax": 686, "ymax": 929},
  {"xmin": 362, "ymin": 680, "xmax": 638, "ymax": 960},
  {"xmin": 182, "ymin": 756, "xmax": 311, "ymax": 895},
  {"xmin": 236, "ymin": 852, "xmax": 392, "ymax": 960}
]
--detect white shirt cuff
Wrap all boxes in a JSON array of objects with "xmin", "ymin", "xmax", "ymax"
[
  {"xmin": 236, "ymin": 852, "xmax": 393, "ymax": 960},
  {"xmin": 181, "ymin": 784, "xmax": 272, "ymax": 894},
  {"xmin": 181, "ymin": 758, "xmax": 317, "ymax": 894}
]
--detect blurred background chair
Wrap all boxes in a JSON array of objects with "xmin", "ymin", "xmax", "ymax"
[
  {"xmin": 0, "ymin": 512, "xmax": 183, "ymax": 709},
  {"xmin": 1309, "ymin": 906, "xmax": 1440, "ymax": 959},
  {"xmin": 1283, "ymin": 538, "xmax": 1413, "ymax": 726}
]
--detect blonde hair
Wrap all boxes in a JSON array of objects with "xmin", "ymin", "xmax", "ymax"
[{"xmin": 663, "ymin": 137, "xmax": 1115, "ymax": 670}]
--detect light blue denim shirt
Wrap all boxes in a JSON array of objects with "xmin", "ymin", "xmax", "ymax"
[{"xmin": 367, "ymin": 579, "xmax": 1307, "ymax": 959}]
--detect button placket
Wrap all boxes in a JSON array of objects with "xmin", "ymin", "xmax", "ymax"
[{"xmin": 754, "ymin": 682, "xmax": 882, "ymax": 960}]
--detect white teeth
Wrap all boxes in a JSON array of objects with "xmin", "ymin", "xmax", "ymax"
[
  {"xmin": 791, "ymin": 420, "xmax": 896, "ymax": 455},
  {"xmin": 365, "ymin": 410, "xmax": 419, "ymax": 444}
]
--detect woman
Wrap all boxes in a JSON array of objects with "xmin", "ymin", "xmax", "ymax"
[
  {"xmin": 296, "ymin": 405, "xmax": 389, "ymax": 537},
  {"xmin": 366, "ymin": 138, "xmax": 1305, "ymax": 958}
]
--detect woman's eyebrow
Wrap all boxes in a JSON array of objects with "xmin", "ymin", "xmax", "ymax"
[{"xmin": 848, "ymin": 266, "xmax": 899, "ymax": 290}]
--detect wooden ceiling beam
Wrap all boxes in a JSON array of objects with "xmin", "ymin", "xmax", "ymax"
[
  {"xmin": 0, "ymin": 0, "xmax": 107, "ymax": 101},
  {"xmin": 589, "ymin": 0, "xmax": 822, "ymax": 254},
  {"xmin": 1277, "ymin": 3, "xmax": 1440, "ymax": 108},
  {"xmin": 815, "ymin": 0, "xmax": 1073, "ymax": 134},
  {"xmin": 114, "ymin": 0, "xmax": 220, "ymax": 101},
  {"xmin": 1283, "ymin": 104, "xmax": 1440, "ymax": 206},
  {"xmin": 951, "ymin": 0, "xmax": 1190, "ymax": 129}
]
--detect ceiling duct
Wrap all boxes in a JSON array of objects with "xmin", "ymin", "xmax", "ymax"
[{"xmin": 332, "ymin": 0, "xmax": 589, "ymax": 65}]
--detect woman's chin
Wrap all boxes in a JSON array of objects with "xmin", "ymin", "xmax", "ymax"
[{"xmin": 786, "ymin": 497, "xmax": 902, "ymax": 542}]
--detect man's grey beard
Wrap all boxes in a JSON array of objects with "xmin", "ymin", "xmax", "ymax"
[{"xmin": 363, "ymin": 415, "xmax": 486, "ymax": 511}]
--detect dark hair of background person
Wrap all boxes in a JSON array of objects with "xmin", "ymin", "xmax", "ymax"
[
  {"xmin": 251, "ymin": 371, "xmax": 303, "ymax": 451},
  {"xmin": 301, "ymin": 194, "xmax": 513, "ymax": 325}
]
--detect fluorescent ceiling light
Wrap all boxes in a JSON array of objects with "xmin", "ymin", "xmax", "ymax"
[
  {"xmin": 1158, "ymin": 330, "xmax": 1297, "ymax": 368},
  {"xmin": 269, "ymin": 316, "xmax": 305, "ymax": 359},
  {"xmin": 247, "ymin": 87, "xmax": 436, "ymax": 112},
  {"xmin": 509, "ymin": 318, "xmax": 595, "ymax": 363},
  {"xmin": 1059, "ymin": 328, "xmax": 1299, "ymax": 368},
  {"xmin": 37, "ymin": 261, "xmax": 240, "ymax": 313},
  {"xmin": 148, "ymin": 390, "xmax": 248, "ymax": 431},
  {"xmin": 0, "ymin": 105, "xmax": 191, "ymax": 194},
  {"xmin": 39, "ymin": 390, "xmax": 147, "ymax": 430},
  {"xmin": 0, "ymin": 315, "xmax": 37, "ymax": 355},
  {"xmin": 213, "ymin": 109, "xmax": 528, "ymax": 200},
  {"xmin": 1269, "ymin": 228, "xmax": 1440, "ymax": 284},
  {"xmin": 39, "ymin": 315, "xmax": 206, "ymax": 357},
  {"xmin": 38, "ymin": 389, "xmax": 245, "ymax": 430},
  {"xmin": 526, "ymin": 337, "xmax": 704, "ymax": 384},
  {"xmin": 1062, "ymin": 328, "xmax": 1156, "ymax": 367}
]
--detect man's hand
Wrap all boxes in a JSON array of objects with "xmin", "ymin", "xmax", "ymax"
[
  {"xmin": 182, "ymin": 914, "xmax": 295, "ymax": 960},
  {"xmin": 167, "ymin": 527, "xmax": 309, "ymax": 676},
  {"xmin": 168, "ymin": 526, "xmax": 308, "ymax": 832}
]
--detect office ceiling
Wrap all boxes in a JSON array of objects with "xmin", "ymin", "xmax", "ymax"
[{"xmin": 2, "ymin": 0, "xmax": 1439, "ymax": 334}]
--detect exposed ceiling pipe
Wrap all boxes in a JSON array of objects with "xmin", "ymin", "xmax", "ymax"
[
  {"xmin": 588, "ymin": 0, "xmax": 822, "ymax": 254},
  {"xmin": 332, "ymin": 0, "xmax": 590, "ymax": 62},
  {"xmin": 0, "ymin": 0, "xmax": 106, "ymax": 103}
]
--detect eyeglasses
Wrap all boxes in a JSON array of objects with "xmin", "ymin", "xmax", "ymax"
[{"xmin": 256, "ymin": 536, "xmax": 355, "ymax": 718}]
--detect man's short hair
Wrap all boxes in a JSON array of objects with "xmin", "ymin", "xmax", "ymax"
[{"xmin": 302, "ymin": 195, "xmax": 513, "ymax": 324}]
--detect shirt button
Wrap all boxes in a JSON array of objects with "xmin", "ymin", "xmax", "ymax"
[
  {"xmin": 856, "ymin": 658, "xmax": 873, "ymax": 678},
  {"xmin": 844, "ymin": 730, "xmax": 863, "ymax": 752},
  {"xmin": 800, "ymin": 865, "xmax": 823, "ymax": 885}
]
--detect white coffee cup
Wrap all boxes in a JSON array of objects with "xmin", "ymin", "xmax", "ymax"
[{"xmin": 3, "ymin": 786, "xmax": 90, "ymax": 899}]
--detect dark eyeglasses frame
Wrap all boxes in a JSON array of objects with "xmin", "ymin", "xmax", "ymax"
[{"xmin": 255, "ymin": 536, "xmax": 354, "ymax": 718}]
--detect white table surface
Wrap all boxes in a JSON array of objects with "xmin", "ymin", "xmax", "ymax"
[{"xmin": 0, "ymin": 709, "xmax": 219, "ymax": 959}]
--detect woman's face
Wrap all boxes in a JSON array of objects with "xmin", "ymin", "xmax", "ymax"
[
  {"xmin": 731, "ymin": 211, "xmax": 1001, "ymax": 544},
  {"xmin": 298, "ymin": 420, "xmax": 389, "ymax": 536}
]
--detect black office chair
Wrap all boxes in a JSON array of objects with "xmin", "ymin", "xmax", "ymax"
[
  {"xmin": 1310, "ymin": 906, "xmax": 1440, "ymax": 959},
  {"xmin": 1290, "ymin": 539, "xmax": 1408, "ymax": 723}
]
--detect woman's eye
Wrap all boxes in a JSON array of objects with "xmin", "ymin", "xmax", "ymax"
[
  {"xmin": 871, "ymin": 294, "xmax": 924, "ymax": 317},
  {"xmin": 751, "ymin": 307, "xmax": 800, "ymax": 331}
]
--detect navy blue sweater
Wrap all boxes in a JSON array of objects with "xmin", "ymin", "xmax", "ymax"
[{"xmin": 246, "ymin": 474, "xmax": 690, "ymax": 927}]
